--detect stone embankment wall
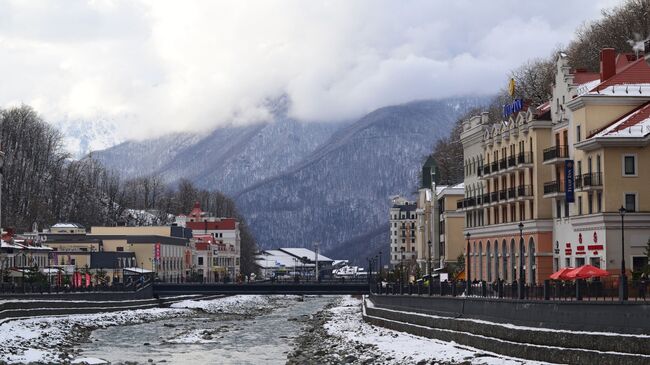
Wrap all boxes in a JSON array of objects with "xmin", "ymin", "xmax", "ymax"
[
  {"xmin": 364, "ymin": 295, "xmax": 650, "ymax": 365},
  {"xmin": 0, "ymin": 286, "xmax": 224, "ymax": 323}
]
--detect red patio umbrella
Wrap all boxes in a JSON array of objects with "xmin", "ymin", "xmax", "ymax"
[
  {"xmin": 550, "ymin": 267, "xmax": 574, "ymax": 280},
  {"xmin": 564, "ymin": 265, "xmax": 610, "ymax": 280}
]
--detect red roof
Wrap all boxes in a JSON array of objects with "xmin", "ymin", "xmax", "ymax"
[
  {"xmin": 572, "ymin": 70, "xmax": 599, "ymax": 85},
  {"xmin": 588, "ymin": 101, "xmax": 650, "ymax": 138},
  {"xmin": 195, "ymin": 242, "xmax": 210, "ymax": 251},
  {"xmin": 186, "ymin": 218, "xmax": 237, "ymax": 231},
  {"xmin": 592, "ymin": 56, "xmax": 650, "ymax": 91}
]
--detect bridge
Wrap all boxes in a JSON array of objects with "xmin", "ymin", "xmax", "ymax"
[{"xmin": 153, "ymin": 282, "xmax": 370, "ymax": 296}]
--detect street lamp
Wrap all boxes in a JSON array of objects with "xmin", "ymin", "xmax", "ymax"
[
  {"xmin": 379, "ymin": 250, "xmax": 382, "ymax": 281},
  {"xmin": 400, "ymin": 246, "xmax": 406, "ymax": 286},
  {"xmin": 427, "ymin": 240, "xmax": 432, "ymax": 276},
  {"xmin": 618, "ymin": 206, "xmax": 628, "ymax": 301},
  {"xmin": 465, "ymin": 232, "xmax": 471, "ymax": 295},
  {"xmin": 518, "ymin": 222, "xmax": 525, "ymax": 300}
]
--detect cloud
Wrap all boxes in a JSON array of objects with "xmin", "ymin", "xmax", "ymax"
[{"xmin": 0, "ymin": 0, "xmax": 622, "ymax": 140}]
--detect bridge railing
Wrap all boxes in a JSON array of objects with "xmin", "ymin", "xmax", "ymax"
[{"xmin": 373, "ymin": 279, "xmax": 649, "ymax": 302}]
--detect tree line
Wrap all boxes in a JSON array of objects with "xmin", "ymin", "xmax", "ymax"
[
  {"xmin": 430, "ymin": 0, "xmax": 650, "ymax": 185},
  {"xmin": 0, "ymin": 105, "xmax": 258, "ymax": 274}
]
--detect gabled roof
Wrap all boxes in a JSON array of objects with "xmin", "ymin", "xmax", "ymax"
[
  {"xmin": 591, "ymin": 102, "xmax": 650, "ymax": 139},
  {"xmin": 591, "ymin": 57, "xmax": 650, "ymax": 93}
]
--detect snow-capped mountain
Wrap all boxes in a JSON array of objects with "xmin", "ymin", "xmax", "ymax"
[
  {"xmin": 54, "ymin": 117, "xmax": 126, "ymax": 159},
  {"xmin": 92, "ymin": 96, "xmax": 489, "ymax": 263}
]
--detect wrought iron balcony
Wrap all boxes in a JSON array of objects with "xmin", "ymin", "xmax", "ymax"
[
  {"xmin": 542, "ymin": 145, "xmax": 569, "ymax": 162},
  {"xmin": 517, "ymin": 185, "xmax": 532, "ymax": 197},
  {"xmin": 507, "ymin": 156, "xmax": 516, "ymax": 168},
  {"xmin": 543, "ymin": 180, "xmax": 565, "ymax": 195},
  {"xmin": 499, "ymin": 158, "xmax": 507, "ymax": 170},
  {"xmin": 499, "ymin": 189, "xmax": 507, "ymax": 201},
  {"xmin": 517, "ymin": 152, "xmax": 533, "ymax": 165},
  {"xmin": 576, "ymin": 172, "xmax": 602, "ymax": 189},
  {"xmin": 507, "ymin": 187, "xmax": 516, "ymax": 199}
]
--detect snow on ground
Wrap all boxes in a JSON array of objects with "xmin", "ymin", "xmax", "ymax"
[
  {"xmin": 0, "ymin": 295, "xmax": 285, "ymax": 364},
  {"xmin": 0, "ymin": 307, "xmax": 185, "ymax": 364},
  {"xmin": 325, "ymin": 296, "xmax": 549, "ymax": 365},
  {"xmin": 170, "ymin": 294, "xmax": 278, "ymax": 314}
]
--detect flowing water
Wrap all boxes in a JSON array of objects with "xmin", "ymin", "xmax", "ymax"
[{"xmin": 76, "ymin": 296, "xmax": 337, "ymax": 365}]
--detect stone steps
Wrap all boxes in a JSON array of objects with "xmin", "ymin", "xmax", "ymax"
[{"xmin": 363, "ymin": 297, "xmax": 650, "ymax": 365}]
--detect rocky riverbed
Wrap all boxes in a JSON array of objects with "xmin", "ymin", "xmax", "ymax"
[{"xmin": 286, "ymin": 296, "xmax": 545, "ymax": 365}]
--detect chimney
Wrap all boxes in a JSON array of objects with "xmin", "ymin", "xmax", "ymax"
[{"xmin": 599, "ymin": 48, "xmax": 616, "ymax": 82}]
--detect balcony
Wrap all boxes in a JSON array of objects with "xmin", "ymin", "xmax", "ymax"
[
  {"xmin": 507, "ymin": 156, "xmax": 516, "ymax": 169},
  {"xmin": 490, "ymin": 161, "xmax": 498, "ymax": 174},
  {"xmin": 490, "ymin": 191, "xmax": 498, "ymax": 204},
  {"xmin": 517, "ymin": 185, "xmax": 533, "ymax": 199},
  {"xmin": 482, "ymin": 193, "xmax": 491, "ymax": 205},
  {"xmin": 575, "ymin": 172, "xmax": 603, "ymax": 190},
  {"xmin": 517, "ymin": 152, "xmax": 533, "ymax": 166},
  {"xmin": 542, "ymin": 145, "xmax": 569, "ymax": 164},
  {"xmin": 507, "ymin": 187, "xmax": 516, "ymax": 200},
  {"xmin": 499, "ymin": 158, "xmax": 507, "ymax": 171},
  {"xmin": 543, "ymin": 180, "xmax": 565, "ymax": 197},
  {"xmin": 477, "ymin": 166, "xmax": 483, "ymax": 177},
  {"xmin": 483, "ymin": 165, "xmax": 491, "ymax": 176},
  {"xmin": 499, "ymin": 189, "xmax": 507, "ymax": 201}
]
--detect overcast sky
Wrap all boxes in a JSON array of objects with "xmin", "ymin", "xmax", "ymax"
[{"xmin": 0, "ymin": 0, "xmax": 622, "ymax": 139}]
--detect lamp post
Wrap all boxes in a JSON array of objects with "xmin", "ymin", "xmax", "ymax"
[
  {"xmin": 378, "ymin": 250, "xmax": 382, "ymax": 281},
  {"xmin": 618, "ymin": 206, "xmax": 628, "ymax": 301},
  {"xmin": 466, "ymin": 232, "xmax": 471, "ymax": 295},
  {"xmin": 400, "ymin": 246, "xmax": 406, "ymax": 286},
  {"xmin": 518, "ymin": 222, "xmax": 525, "ymax": 300},
  {"xmin": 427, "ymin": 240, "xmax": 432, "ymax": 276}
]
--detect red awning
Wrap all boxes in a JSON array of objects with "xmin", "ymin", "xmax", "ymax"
[
  {"xmin": 549, "ymin": 267, "xmax": 574, "ymax": 280},
  {"xmin": 564, "ymin": 265, "xmax": 610, "ymax": 280}
]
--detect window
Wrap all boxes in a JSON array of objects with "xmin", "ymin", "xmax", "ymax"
[
  {"xmin": 588, "ymin": 193, "xmax": 593, "ymax": 214},
  {"xmin": 589, "ymin": 257, "xmax": 600, "ymax": 268},
  {"xmin": 624, "ymin": 193, "xmax": 637, "ymax": 212},
  {"xmin": 198, "ymin": 257, "xmax": 204, "ymax": 265},
  {"xmin": 597, "ymin": 192, "xmax": 602, "ymax": 212},
  {"xmin": 556, "ymin": 200, "xmax": 561, "ymax": 219},
  {"xmin": 575, "ymin": 257, "xmax": 585, "ymax": 267},
  {"xmin": 623, "ymin": 155, "xmax": 637, "ymax": 176},
  {"xmin": 578, "ymin": 196, "xmax": 583, "ymax": 215},
  {"xmin": 576, "ymin": 125, "xmax": 581, "ymax": 142},
  {"xmin": 565, "ymin": 258, "xmax": 571, "ymax": 267},
  {"xmin": 564, "ymin": 200, "xmax": 569, "ymax": 218},
  {"xmin": 116, "ymin": 246, "xmax": 124, "ymax": 252}
]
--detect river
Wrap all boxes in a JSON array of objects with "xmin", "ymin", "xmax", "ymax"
[{"xmin": 75, "ymin": 295, "xmax": 337, "ymax": 365}]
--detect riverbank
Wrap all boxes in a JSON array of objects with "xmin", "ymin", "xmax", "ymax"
[
  {"xmin": 287, "ymin": 296, "xmax": 548, "ymax": 365},
  {"xmin": 0, "ymin": 295, "xmax": 291, "ymax": 364}
]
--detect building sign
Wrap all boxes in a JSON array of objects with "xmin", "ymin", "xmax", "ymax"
[
  {"xmin": 502, "ymin": 99, "xmax": 524, "ymax": 118},
  {"xmin": 587, "ymin": 245, "xmax": 603, "ymax": 251},
  {"xmin": 508, "ymin": 78, "xmax": 516, "ymax": 97},
  {"xmin": 154, "ymin": 242, "xmax": 161, "ymax": 262},
  {"xmin": 565, "ymin": 160, "xmax": 575, "ymax": 203}
]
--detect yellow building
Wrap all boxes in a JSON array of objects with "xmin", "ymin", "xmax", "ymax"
[
  {"xmin": 556, "ymin": 49, "xmax": 650, "ymax": 276},
  {"xmin": 437, "ymin": 184, "xmax": 464, "ymax": 270}
]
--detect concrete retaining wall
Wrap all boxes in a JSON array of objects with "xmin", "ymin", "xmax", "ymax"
[
  {"xmin": 370, "ymin": 293, "xmax": 650, "ymax": 334},
  {"xmin": 363, "ymin": 304, "xmax": 650, "ymax": 365}
]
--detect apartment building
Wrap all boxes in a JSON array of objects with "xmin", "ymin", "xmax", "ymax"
[
  {"xmin": 437, "ymin": 184, "xmax": 464, "ymax": 269},
  {"xmin": 414, "ymin": 155, "xmax": 439, "ymax": 272},
  {"xmin": 389, "ymin": 196, "xmax": 418, "ymax": 267},
  {"xmin": 461, "ymin": 99, "xmax": 554, "ymax": 284},
  {"xmin": 549, "ymin": 48, "xmax": 650, "ymax": 275},
  {"xmin": 176, "ymin": 202, "xmax": 241, "ymax": 277}
]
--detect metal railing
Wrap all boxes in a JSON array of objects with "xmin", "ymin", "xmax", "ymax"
[
  {"xmin": 499, "ymin": 158, "xmax": 507, "ymax": 170},
  {"xmin": 491, "ymin": 161, "xmax": 498, "ymax": 173},
  {"xmin": 543, "ymin": 145, "xmax": 569, "ymax": 162},
  {"xmin": 543, "ymin": 180, "xmax": 565, "ymax": 194},
  {"xmin": 374, "ymin": 279, "xmax": 649, "ymax": 302},
  {"xmin": 576, "ymin": 172, "xmax": 602, "ymax": 189},
  {"xmin": 483, "ymin": 165, "xmax": 491, "ymax": 175},
  {"xmin": 507, "ymin": 156, "xmax": 516, "ymax": 168},
  {"xmin": 517, "ymin": 152, "xmax": 533, "ymax": 165},
  {"xmin": 517, "ymin": 185, "xmax": 532, "ymax": 197}
]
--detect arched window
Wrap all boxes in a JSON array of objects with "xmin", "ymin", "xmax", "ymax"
[
  {"xmin": 478, "ymin": 241, "xmax": 483, "ymax": 281},
  {"xmin": 473, "ymin": 242, "xmax": 477, "ymax": 282},
  {"xmin": 510, "ymin": 239, "xmax": 516, "ymax": 282},
  {"xmin": 502, "ymin": 240, "xmax": 508, "ymax": 281},
  {"xmin": 529, "ymin": 237, "xmax": 536, "ymax": 284},
  {"xmin": 486, "ymin": 241, "xmax": 492, "ymax": 282},
  {"xmin": 494, "ymin": 241, "xmax": 499, "ymax": 280}
]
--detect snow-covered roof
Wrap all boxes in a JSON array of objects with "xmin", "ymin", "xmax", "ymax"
[
  {"xmin": 278, "ymin": 248, "xmax": 333, "ymax": 262},
  {"xmin": 592, "ymin": 102, "xmax": 650, "ymax": 139},
  {"xmin": 256, "ymin": 249, "xmax": 314, "ymax": 268},
  {"xmin": 52, "ymin": 223, "xmax": 85, "ymax": 228},
  {"xmin": 123, "ymin": 267, "xmax": 152, "ymax": 274}
]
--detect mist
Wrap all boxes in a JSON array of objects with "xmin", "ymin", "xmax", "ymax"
[{"xmin": 0, "ymin": 0, "xmax": 620, "ymax": 140}]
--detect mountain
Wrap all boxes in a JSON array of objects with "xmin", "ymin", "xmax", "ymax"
[
  {"xmin": 94, "ymin": 118, "xmax": 344, "ymax": 195},
  {"xmin": 54, "ymin": 118, "xmax": 126, "ymax": 159},
  {"xmin": 93, "ymin": 96, "xmax": 488, "ymax": 264},
  {"xmin": 233, "ymin": 97, "xmax": 488, "ymax": 264}
]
